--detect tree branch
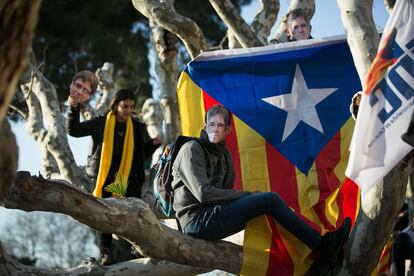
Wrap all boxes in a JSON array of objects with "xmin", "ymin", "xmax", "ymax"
[
  {"xmin": 131, "ymin": 0, "xmax": 208, "ymax": 58},
  {"xmin": 0, "ymin": 241, "xmax": 210, "ymax": 275},
  {"xmin": 251, "ymin": 0, "xmax": 280, "ymax": 45},
  {"xmin": 19, "ymin": 60, "xmax": 91, "ymax": 188},
  {"xmin": 209, "ymin": 0, "xmax": 263, "ymax": 48},
  {"xmin": 2, "ymin": 171, "xmax": 243, "ymax": 274}
]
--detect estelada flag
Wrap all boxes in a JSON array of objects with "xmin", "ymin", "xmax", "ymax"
[
  {"xmin": 177, "ymin": 36, "xmax": 361, "ymax": 275},
  {"xmin": 346, "ymin": 0, "xmax": 414, "ymax": 194}
]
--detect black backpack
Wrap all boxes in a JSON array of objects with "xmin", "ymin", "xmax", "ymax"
[{"xmin": 152, "ymin": 136, "xmax": 200, "ymax": 218}]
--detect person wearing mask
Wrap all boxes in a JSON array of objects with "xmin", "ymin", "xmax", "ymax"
[{"xmin": 172, "ymin": 105, "xmax": 350, "ymax": 275}]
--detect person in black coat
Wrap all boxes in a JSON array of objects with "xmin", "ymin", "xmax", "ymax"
[{"xmin": 67, "ymin": 86, "xmax": 162, "ymax": 265}]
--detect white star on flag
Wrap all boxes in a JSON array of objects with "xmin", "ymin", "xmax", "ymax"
[{"xmin": 262, "ymin": 64, "xmax": 337, "ymax": 142}]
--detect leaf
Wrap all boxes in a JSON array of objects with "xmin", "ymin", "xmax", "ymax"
[{"xmin": 104, "ymin": 172, "xmax": 128, "ymax": 198}]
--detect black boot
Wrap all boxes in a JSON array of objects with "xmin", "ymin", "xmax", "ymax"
[
  {"xmin": 308, "ymin": 217, "xmax": 352, "ymax": 275},
  {"xmin": 402, "ymin": 111, "xmax": 414, "ymax": 146}
]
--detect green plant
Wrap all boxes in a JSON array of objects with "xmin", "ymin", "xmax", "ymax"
[{"xmin": 104, "ymin": 172, "xmax": 128, "ymax": 197}]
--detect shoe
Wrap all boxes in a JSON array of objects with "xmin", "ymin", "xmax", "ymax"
[
  {"xmin": 402, "ymin": 111, "xmax": 414, "ymax": 146},
  {"xmin": 308, "ymin": 217, "xmax": 352, "ymax": 275},
  {"xmin": 402, "ymin": 133, "xmax": 414, "ymax": 147},
  {"xmin": 100, "ymin": 247, "xmax": 112, "ymax": 266}
]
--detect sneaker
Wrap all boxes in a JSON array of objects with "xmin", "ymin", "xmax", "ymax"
[
  {"xmin": 100, "ymin": 247, "xmax": 112, "ymax": 266},
  {"xmin": 308, "ymin": 217, "xmax": 352, "ymax": 275}
]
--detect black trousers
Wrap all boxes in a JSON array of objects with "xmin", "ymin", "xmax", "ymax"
[{"xmin": 392, "ymin": 232, "xmax": 414, "ymax": 276}]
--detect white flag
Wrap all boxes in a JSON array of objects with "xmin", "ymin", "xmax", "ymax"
[{"xmin": 345, "ymin": 0, "xmax": 414, "ymax": 193}]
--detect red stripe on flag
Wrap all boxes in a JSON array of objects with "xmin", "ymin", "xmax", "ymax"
[
  {"xmin": 266, "ymin": 142, "xmax": 299, "ymax": 209},
  {"xmin": 265, "ymin": 144, "xmax": 296, "ymax": 273},
  {"xmin": 266, "ymin": 215, "xmax": 294, "ymax": 276},
  {"xmin": 266, "ymin": 142, "xmax": 321, "ymax": 231},
  {"xmin": 202, "ymin": 91, "xmax": 243, "ymax": 191},
  {"xmin": 378, "ymin": 246, "xmax": 391, "ymax": 274},
  {"xmin": 314, "ymin": 132, "xmax": 342, "ymax": 230},
  {"xmin": 339, "ymin": 178, "xmax": 359, "ymax": 224}
]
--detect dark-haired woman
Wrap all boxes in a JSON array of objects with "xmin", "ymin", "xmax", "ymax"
[{"xmin": 67, "ymin": 88, "xmax": 162, "ymax": 265}]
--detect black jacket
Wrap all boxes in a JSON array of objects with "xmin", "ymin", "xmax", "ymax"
[{"xmin": 67, "ymin": 106, "xmax": 159, "ymax": 197}]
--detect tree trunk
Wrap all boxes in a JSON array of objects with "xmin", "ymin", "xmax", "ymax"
[
  {"xmin": 337, "ymin": 0, "xmax": 379, "ymax": 87},
  {"xmin": 0, "ymin": 121, "xmax": 17, "ymax": 200},
  {"xmin": 150, "ymin": 13, "xmax": 181, "ymax": 143},
  {"xmin": 0, "ymin": 0, "xmax": 42, "ymax": 198},
  {"xmin": 336, "ymin": 1, "xmax": 410, "ymax": 274},
  {"xmin": 340, "ymin": 161, "xmax": 408, "ymax": 275},
  {"xmin": 0, "ymin": 0, "xmax": 42, "ymax": 123}
]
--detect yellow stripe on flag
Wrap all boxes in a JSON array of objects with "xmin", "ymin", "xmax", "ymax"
[
  {"xmin": 328, "ymin": 118, "xmax": 359, "ymax": 225},
  {"xmin": 296, "ymin": 165, "xmax": 324, "ymax": 231},
  {"xmin": 234, "ymin": 115, "xmax": 271, "ymax": 276},
  {"xmin": 177, "ymin": 72, "xmax": 205, "ymax": 137},
  {"xmin": 241, "ymin": 216, "xmax": 272, "ymax": 276},
  {"xmin": 325, "ymin": 187, "xmax": 340, "ymax": 227},
  {"xmin": 277, "ymin": 225, "xmax": 312, "ymax": 276},
  {"xmin": 334, "ymin": 118, "xmax": 355, "ymax": 184},
  {"xmin": 233, "ymin": 116, "xmax": 270, "ymax": 192}
]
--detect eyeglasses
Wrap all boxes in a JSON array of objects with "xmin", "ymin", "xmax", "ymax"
[
  {"xmin": 207, "ymin": 122, "xmax": 226, "ymax": 131},
  {"xmin": 73, "ymin": 81, "xmax": 92, "ymax": 95}
]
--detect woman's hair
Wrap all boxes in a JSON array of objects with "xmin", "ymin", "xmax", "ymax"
[
  {"xmin": 72, "ymin": 70, "xmax": 98, "ymax": 93},
  {"xmin": 204, "ymin": 105, "xmax": 232, "ymax": 126},
  {"xmin": 110, "ymin": 89, "xmax": 136, "ymax": 113}
]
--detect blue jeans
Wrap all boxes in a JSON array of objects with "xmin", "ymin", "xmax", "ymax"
[{"xmin": 183, "ymin": 192, "xmax": 321, "ymax": 249}]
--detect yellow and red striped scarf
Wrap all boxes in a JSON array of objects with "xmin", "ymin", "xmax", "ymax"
[{"xmin": 93, "ymin": 112, "xmax": 134, "ymax": 198}]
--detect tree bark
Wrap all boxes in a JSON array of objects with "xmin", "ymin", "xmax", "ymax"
[
  {"xmin": 336, "ymin": 1, "xmax": 410, "ymax": 274},
  {"xmin": 131, "ymin": 0, "xmax": 208, "ymax": 58},
  {"xmin": 0, "ymin": 241, "xmax": 209, "ymax": 275},
  {"xmin": 2, "ymin": 171, "xmax": 244, "ymax": 274},
  {"xmin": 250, "ymin": 0, "xmax": 280, "ymax": 45},
  {"xmin": 0, "ymin": 0, "xmax": 42, "ymax": 123},
  {"xmin": 0, "ymin": 121, "xmax": 17, "ymax": 200},
  {"xmin": 0, "ymin": 0, "xmax": 41, "ymax": 199},
  {"xmin": 209, "ymin": 0, "xmax": 263, "ymax": 47},
  {"xmin": 19, "ymin": 61, "xmax": 91, "ymax": 189},
  {"xmin": 384, "ymin": 0, "xmax": 396, "ymax": 13},
  {"xmin": 337, "ymin": 0, "xmax": 380, "ymax": 87},
  {"xmin": 94, "ymin": 62, "xmax": 116, "ymax": 117},
  {"xmin": 340, "ymin": 161, "xmax": 408, "ymax": 275},
  {"xmin": 150, "ymin": 11, "xmax": 181, "ymax": 143},
  {"xmin": 227, "ymin": 0, "xmax": 280, "ymax": 49}
]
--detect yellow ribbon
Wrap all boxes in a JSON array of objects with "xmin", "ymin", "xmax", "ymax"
[{"xmin": 93, "ymin": 112, "xmax": 134, "ymax": 198}]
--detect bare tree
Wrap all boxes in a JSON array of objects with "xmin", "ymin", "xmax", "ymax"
[
  {"xmin": 0, "ymin": 0, "xmax": 409, "ymax": 275},
  {"xmin": 1, "ymin": 211, "xmax": 97, "ymax": 268}
]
